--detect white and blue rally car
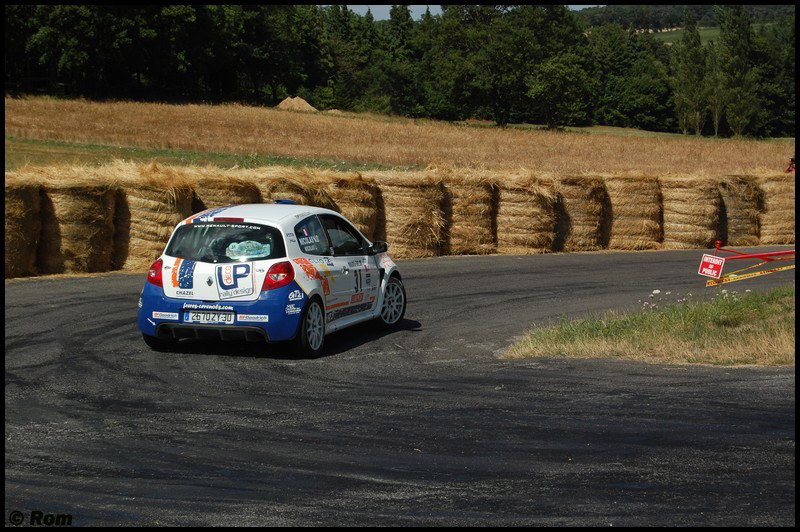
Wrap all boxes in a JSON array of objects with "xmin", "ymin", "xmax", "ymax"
[{"xmin": 138, "ymin": 203, "xmax": 406, "ymax": 356}]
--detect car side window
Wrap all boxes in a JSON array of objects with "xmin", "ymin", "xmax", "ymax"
[
  {"xmin": 294, "ymin": 216, "xmax": 330, "ymax": 256},
  {"xmin": 320, "ymin": 215, "xmax": 365, "ymax": 256}
]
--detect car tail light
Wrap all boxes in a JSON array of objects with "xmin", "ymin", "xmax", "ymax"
[
  {"xmin": 147, "ymin": 259, "xmax": 163, "ymax": 287},
  {"xmin": 262, "ymin": 261, "xmax": 295, "ymax": 291}
]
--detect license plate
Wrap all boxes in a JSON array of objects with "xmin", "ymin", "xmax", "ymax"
[{"xmin": 183, "ymin": 311, "xmax": 235, "ymax": 324}]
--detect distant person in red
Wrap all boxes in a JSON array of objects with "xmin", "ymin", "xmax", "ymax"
[{"xmin": 787, "ymin": 155, "xmax": 795, "ymax": 173}]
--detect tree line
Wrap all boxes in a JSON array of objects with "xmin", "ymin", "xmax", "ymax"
[
  {"xmin": 577, "ymin": 5, "xmax": 794, "ymax": 32},
  {"xmin": 4, "ymin": 5, "xmax": 795, "ymax": 138}
]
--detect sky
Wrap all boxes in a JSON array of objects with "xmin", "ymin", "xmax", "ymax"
[{"xmin": 346, "ymin": 5, "xmax": 601, "ymax": 20}]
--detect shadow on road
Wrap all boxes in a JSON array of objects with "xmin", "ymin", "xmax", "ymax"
[{"xmin": 153, "ymin": 318, "xmax": 423, "ymax": 360}]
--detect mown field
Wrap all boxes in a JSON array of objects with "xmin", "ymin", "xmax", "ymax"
[{"xmin": 5, "ymin": 97, "xmax": 793, "ymax": 175}]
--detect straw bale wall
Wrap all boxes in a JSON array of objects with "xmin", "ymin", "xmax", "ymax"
[
  {"xmin": 554, "ymin": 175, "xmax": 610, "ymax": 251},
  {"xmin": 495, "ymin": 173, "xmax": 557, "ymax": 254},
  {"xmin": 660, "ymin": 175, "xmax": 721, "ymax": 249},
  {"xmin": 114, "ymin": 162, "xmax": 195, "ymax": 270},
  {"xmin": 756, "ymin": 173, "xmax": 795, "ymax": 245},
  {"xmin": 325, "ymin": 173, "xmax": 380, "ymax": 240},
  {"xmin": 441, "ymin": 170, "xmax": 496, "ymax": 255},
  {"xmin": 718, "ymin": 175, "xmax": 761, "ymax": 247},
  {"xmin": 5, "ymin": 179, "xmax": 41, "ymax": 278},
  {"xmin": 603, "ymin": 174, "xmax": 662, "ymax": 250},
  {"xmin": 373, "ymin": 171, "xmax": 445, "ymax": 258}
]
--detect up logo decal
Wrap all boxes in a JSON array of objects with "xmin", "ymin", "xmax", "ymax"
[{"xmin": 216, "ymin": 263, "xmax": 254, "ymax": 299}]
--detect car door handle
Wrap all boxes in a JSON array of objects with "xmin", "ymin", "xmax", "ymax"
[{"xmin": 343, "ymin": 266, "xmax": 350, "ymax": 275}]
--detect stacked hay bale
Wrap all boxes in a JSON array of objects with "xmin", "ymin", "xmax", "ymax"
[
  {"xmin": 246, "ymin": 167, "xmax": 338, "ymax": 211},
  {"xmin": 718, "ymin": 175, "xmax": 762, "ymax": 246},
  {"xmin": 5, "ymin": 175, "xmax": 42, "ymax": 278},
  {"xmin": 553, "ymin": 175, "xmax": 610, "ymax": 251},
  {"xmin": 10, "ymin": 166, "xmax": 118, "ymax": 274},
  {"xmin": 603, "ymin": 173, "xmax": 662, "ymax": 250},
  {"xmin": 659, "ymin": 175, "xmax": 721, "ymax": 249},
  {"xmin": 111, "ymin": 161, "xmax": 195, "ymax": 270},
  {"xmin": 756, "ymin": 172, "xmax": 795, "ymax": 245},
  {"xmin": 324, "ymin": 172, "xmax": 380, "ymax": 240},
  {"xmin": 373, "ymin": 171, "xmax": 446, "ymax": 258},
  {"xmin": 495, "ymin": 171, "xmax": 558, "ymax": 254},
  {"xmin": 192, "ymin": 166, "xmax": 262, "ymax": 211},
  {"xmin": 440, "ymin": 169, "xmax": 496, "ymax": 255}
]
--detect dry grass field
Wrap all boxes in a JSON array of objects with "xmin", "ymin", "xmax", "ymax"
[{"xmin": 5, "ymin": 97, "xmax": 793, "ymax": 175}]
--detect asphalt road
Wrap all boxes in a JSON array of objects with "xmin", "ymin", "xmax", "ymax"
[{"xmin": 5, "ymin": 248, "xmax": 796, "ymax": 526}]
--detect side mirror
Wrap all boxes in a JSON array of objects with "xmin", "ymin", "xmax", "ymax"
[{"xmin": 368, "ymin": 241, "xmax": 388, "ymax": 255}]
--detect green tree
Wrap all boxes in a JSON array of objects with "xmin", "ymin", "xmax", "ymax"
[
  {"xmin": 717, "ymin": 6, "xmax": 760, "ymax": 136},
  {"xmin": 671, "ymin": 9, "xmax": 706, "ymax": 135},
  {"xmin": 704, "ymin": 41, "xmax": 726, "ymax": 137},
  {"xmin": 526, "ymin": 53, "xmax": 592, "ymax": 128}
]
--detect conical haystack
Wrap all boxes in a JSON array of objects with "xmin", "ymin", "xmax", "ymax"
[
  {"xmin": 660, "ymin": 175, "xmax": 721, "ymax": 249},
  {"xmin": 276, "ymin": 96, "xmax": 317, "ymax": 112},
  {"xmin": 602, "ymin": 173, "xmax": 662, "ymax": 250}
]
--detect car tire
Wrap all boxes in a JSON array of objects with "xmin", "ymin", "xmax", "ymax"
[
  {"xmin": 292, "ymin": 297, "xmax": 326, "ymax": 358},
  {"xmin": 376, "ymin": 275, "xmax": 407, "ymax": 329},
  {"xmin": 142, "ymin": 332, "xmax": 178, "ymax": 352}
]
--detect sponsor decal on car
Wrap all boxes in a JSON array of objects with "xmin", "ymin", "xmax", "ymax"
[
  {"xmin": 347, "ymin": 258, "xmax": 365, "ymax": 268},
  {"xmin": 285, "ymin": 304, "xmax": 302, "ymax": 315},
  {"xmin": 237, "ymin": 314, "xmax": 269, "ymax": 322},
  {"xmin": 182, "ymin": 303, "xmax": 234, "ymax": 311},
  {"xmin": 293, "ymin": 258, "xmax": 330, "ymax": 296},
  {"xmin": 288, "ymin": 289, "xmax": 305, "ymax": 302},
  {"xmin": 216, "ymin": 263, "xmax": 254, "ymax": 299},
  {"xmin": 365, "ymin": 273, "xmax": 372, "ymax": 287},
  {"xmin": 152, "ymin": 311, "xmax": 179, "ymax": 320},
  {"xmin": 185, "ymin": 206, "xmax": 230, "ymax": 224},
  {"xmin": 351, "ymin": 293, "xmax": 364, "ymax": 304},
  {"xmin": 298, "ymin": 234, "xmax": 321, "ymax": 246}
]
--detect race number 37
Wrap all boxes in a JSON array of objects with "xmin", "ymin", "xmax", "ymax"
[{"xmin": 698, "ymin": 254, "xmax": 725, "ymax": 279}]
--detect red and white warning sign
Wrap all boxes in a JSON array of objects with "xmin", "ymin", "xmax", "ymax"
[{"xmin": 698, "ymin": 254, "xmax": 725, "ymax": 279}]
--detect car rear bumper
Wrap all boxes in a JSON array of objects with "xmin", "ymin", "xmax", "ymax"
[{"xmin": 137, "ymin": 281, "xmax": 306, "ymax": 343}]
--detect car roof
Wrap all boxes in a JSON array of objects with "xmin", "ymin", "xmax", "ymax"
[{"xmin": 183, "ymin": 203, "xmax": 340, "ymax": 227}]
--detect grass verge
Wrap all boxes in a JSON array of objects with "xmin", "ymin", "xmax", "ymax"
[{"xmin": 504, "ymin": 285, "xmax": 795, "ymax": 366}]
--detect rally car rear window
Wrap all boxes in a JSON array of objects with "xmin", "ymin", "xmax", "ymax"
[{"xmin": 165, "ymin": 222, "xmax": 285, "ymax": 264}]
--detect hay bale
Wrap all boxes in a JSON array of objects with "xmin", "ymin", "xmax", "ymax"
[
  {"xmin": 495, "ymin": 172, "xmax": 557, "ymax": 254},
  {"xmin": 36, "ymin": 179, "xmax": 116, "ymax": 274},
  {"xmin": 660, "ymin": 175, "xmax": 721, "ymax": 249},
  {"xmin": 719, "ymin": 175, "xmax": 761, "ymax": 247},
  {"xmin": 4, "ymin": 178, "xmax": 41, "ymax": 278},
  {"xmin": 276, "ymin": 96, "xmax": 317, "ymax": 112},
  {"xmin": 441, "ymin": 170, "xmax": 495, "ymax": 255},
  {"xmin": 246, "ymin": 167, "xmax": 338, "ymax": 211},
  {"xmin": 553, "ymin": 175, "xmax": 610, "ymax": 251},
  {"xmin": 193, "ymin": 167, "xmax": 262, "ymax": 211},
  {"xmin": 113, "ymin": 161, "xmax": 195, "ymax": 270},
  {"xmin": 325, "ymin": 172, "xmax": 380, "ymax": 240},
  {"xmin": 603, "ymin": 174, "xmax": 662, "ymax": 250},
  {"xmin": 373, "ymin": 171, "xmax": 445, "ymax": 258},
  {"xmin": 756, "ymin": 173, "xmax": 795, "ymax": 245}
]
